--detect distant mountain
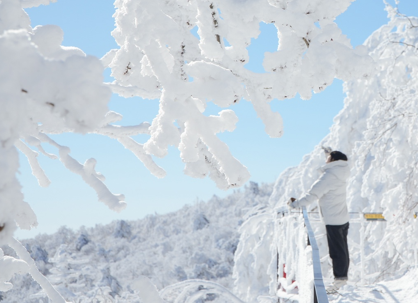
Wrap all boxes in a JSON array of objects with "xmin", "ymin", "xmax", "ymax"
[{"xmin": 1, "ymin": 182, "xmax": 272, "ymax": 302}]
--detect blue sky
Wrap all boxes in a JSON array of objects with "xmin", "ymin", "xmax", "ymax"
[{"xmin": 17, "ymin": 0, "xmax": 418, "ymax": 239}]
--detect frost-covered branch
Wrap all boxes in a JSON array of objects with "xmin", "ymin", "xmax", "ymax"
[
  {"xmin": 37, "ymin": 133, "xmax": 127, "ymax": 212},
  {"xmin": 94, "ymin": 111, "xmax": 167, "ymax": 178},
  {"xmin": 0, "ymin": 248, "xmax": 29, "ymax": 292},
  {"xmin": 390, "ymin": 40, "xmax": 418, "ymax": 49},
  {"xmin": 15, "ymin": 139, "xmax": 51, "ymax": 187},
  {"xmin": 8, "ymin": 238, "xmax": 67, "ymax": 303},
  {"xmin": 0, "ymin": 2, "xmax": 134, "ymax": 299},
  {"xmin": 21, "ymin": 0, "xmax": 57, "ymax": 9},
  {"xmin": 107, "ymin": 0, "xmax": 374, "ymax": 189}
]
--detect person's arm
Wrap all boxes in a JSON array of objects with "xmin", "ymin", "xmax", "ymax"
[
  {"xmin": 291, "ymin": 193, "xmax": 316, "ymax": 208},
  {"xmin": 290, "ymin": 172, "xmax": 337, "ymax": 208}
]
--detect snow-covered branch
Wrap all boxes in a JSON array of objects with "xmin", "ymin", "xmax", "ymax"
[
  {"xmin": 0, "ymin": 248, "xmax": 29, "ymax": 292},
  {"xmin": 8, "ymin": 238, "xmax": 67, "ymax": 303},
  {"xmin": 0, "ymin": 1, "xmax": 128, "ymax": 300},
  {"xmin": 94, "ymin": 112, "xmax": 167, "ymax": 178},
  {"xmin": 37, "ymin": 133, "xmax": 127, "ymax": 212},
  {"xmin": 15, "ymin": 139, "xmax": 51, "ymax": 187},
  {"xmin": 107, "ymin": 0, "xmax": 374, "ymax": 189}
]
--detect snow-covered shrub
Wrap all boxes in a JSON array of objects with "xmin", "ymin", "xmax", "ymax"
[
  {"xmin": 192, "ymin": 213, "xmax": 210, "ymax": 231},
  {"xmin": 215, "ymin": 263, "xmax": 231, "ymax": 279},
  {"xmin": 97, "ymin": 245, "xmax": 110, "ymax": 261},
  {"xmin": 29, "ymin": 245, "xmax": 49, "ymax": 275},
  {"xmin": 75, "ymin": 234, "xmax": 90, "ymax": 251},
  {"xmin": 113, "ymin": 220, "xmax": 132, "ymax": 239},
  {"xmin": 249, "ymin": 181, "xmax": 260, "ymax": 196},
  {"xmin": 191, "ymin": 264, "xmax": 216, "ymax": 280},
  {"xmin": 173, "ymin": 266, "xmax": 188, "ymax": 282},
  {"xmin": 99, "ymin": 267, "xmax": 123, "ymax": 298},
  {"xmin": 215, "ymin": 233, "xmax": 239, "ymax": 255},
  {"xmin": 191, "ymin": 252, "xmax": 217, "ymax": 268}
]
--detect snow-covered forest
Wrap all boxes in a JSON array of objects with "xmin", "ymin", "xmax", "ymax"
[
  {"xmin": 1, "ymin": 0, "xmax": 418, "ymax": 302},
  {"xmin": 1, "ymin": 183, "xmax": 272, "ymax": 302}
]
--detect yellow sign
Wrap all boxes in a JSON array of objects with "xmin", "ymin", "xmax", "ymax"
[
  {"xmin": 364, "ymin": 213, "xmax": 385, "ymax": 220},
  {"xmin": 363, "ymin": 213, "xmax": 417, "ymax": 220}
]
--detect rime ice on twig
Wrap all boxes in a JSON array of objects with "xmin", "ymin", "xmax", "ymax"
[
  {"xmin": 15, "ymin": 140, "xmax": 51, "ymax": 188},
  {"xmin": 37, "ymin": 133, "xmax": 127, "ymax": 212}
]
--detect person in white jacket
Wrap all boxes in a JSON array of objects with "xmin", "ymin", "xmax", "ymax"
[{"xmin": 288, "ymin": 150, "xmax": 350, "ymax": 293}]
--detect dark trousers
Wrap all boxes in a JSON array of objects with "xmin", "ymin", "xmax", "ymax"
[{"xmin": 326, "ymin": 222, "xmax": 349, "ymax": 279}]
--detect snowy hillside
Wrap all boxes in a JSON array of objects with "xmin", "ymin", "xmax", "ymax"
[
  {"xmin": 1, "ymin": 182, "xmax": 271, "ymax": 302},
  {"xmin": 234, "ymin": 10, "xmax": 418, "ymax": 303}
]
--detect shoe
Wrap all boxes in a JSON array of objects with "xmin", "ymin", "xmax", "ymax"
[
  {"xmin": 326, "ymin": 284, "xmax": 338, "ymax": 294},
  {"xmin": 326, "ymin": 278, "xmax": 347, "ymax": 294}
]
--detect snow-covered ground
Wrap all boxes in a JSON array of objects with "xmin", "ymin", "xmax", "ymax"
[{"xmin": 329, "ymin": 268, "xmax": 418, "ymax": 302}]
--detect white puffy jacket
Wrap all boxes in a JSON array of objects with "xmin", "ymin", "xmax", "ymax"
[{"xmin": 291, "ymin": 160, "xmax": 350, "ymax": 225}]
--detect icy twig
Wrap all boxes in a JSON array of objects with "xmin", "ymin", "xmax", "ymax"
[
  {"xmin": 395, "ymin": 10, "xmax": 418, "ymax": 28},
  {"xmin": 15, "ymin": 139, "xmax": 51, "ymax": 187},
  {"xmin": 95, "ymin": 119, "xmax": 166, "ymax": 178},
  {"xmin": 105, "ymin": 82, "xmax": 161, "ymax": 100},
  {"xmin": 97, "ymin": 123, "xmax": 150, "ymax": 137},
  {"xmin": 37, "ymin": 133, "xmax": 126, "ymax": 212},
  {"xmin": 389, "ymin": 41, "xmax": 418, "ymax": 50},
  {"xmin": 117, "ymin": 137, "xmax": 166, "ymax": 178},
  {"xmin": 25, "ymin": 135, "xmax": 58, "ymax": 159}
]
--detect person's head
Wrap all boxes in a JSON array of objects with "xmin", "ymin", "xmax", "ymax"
[{"xmin": 326, "ymin": 151, "xmax": 348, "ymax": 163}]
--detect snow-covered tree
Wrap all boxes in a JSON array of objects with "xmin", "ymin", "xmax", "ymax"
[
  {"xmin": 0, "ymin": 0, "xmax": 375, "ymax": 301},
  {"xmin": 346, "ymin": 6, "xmax": 418, "ymax": 282},
  {"xmin": 0, "ymin": 0, "xmax": 122, "ymax": 300},
  {"xmin": 235, "ymin": 6, "xmax": 418, "ymax": 302}
]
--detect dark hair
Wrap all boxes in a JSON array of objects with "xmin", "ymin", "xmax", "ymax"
[{"xmin": 330, "ymin": 151, "xmax": 348, "ymax": 162}]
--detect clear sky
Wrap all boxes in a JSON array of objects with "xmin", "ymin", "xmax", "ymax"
[{"xmin": 17, "ymin": 0, "xmax": 418, "ymax": 239}]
